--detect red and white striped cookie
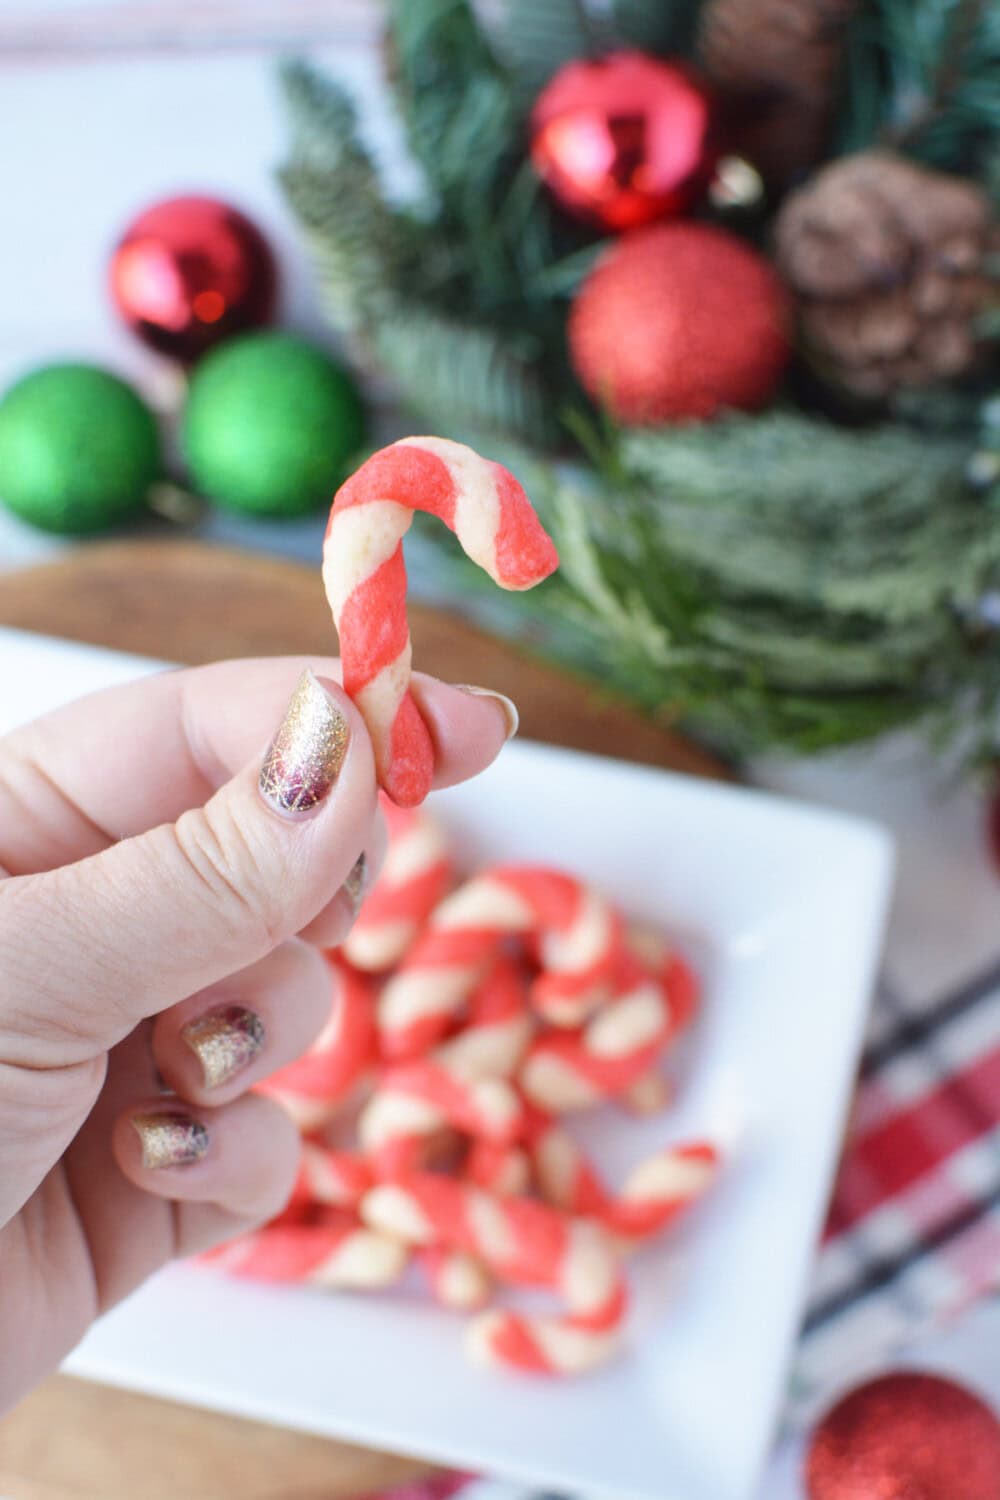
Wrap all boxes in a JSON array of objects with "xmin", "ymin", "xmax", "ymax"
[
  {"xmin": 257, "ymin": 958, "xmax": 376, "ymax": 1130},
  {"xmin": 200, "ymin": 1209, "xmax": 408, "ymax": 1289},
  {"xmin": 323, "ymin": 437, "xmax": 558, "ymax": 806},
  {"xmin": 378, "ymin": 867, "xmax": 622, "ymax": 1060},
  {"xmin": 359, "ymin": 1057, "xmax": 524, "ymax": 1178},
  {"xmin": 362, "ymin": 1173, "xmax": 627, "ymax": 1375},
  {"xmin": 342, "ymin": 793, "xmax": 451, "ymax": 971},
  {"xmin": 519, "ymin": 950, "xmax": 698, "ymax": 1112},
  {"xmin": 619, "ymin": 1070, "xmax": 673, "ymax": 1115},
  {"xmin": 433, "ymin": 956, "xmax": 533, "ymax": 1081},
  {"xmin": 289, "ymin": 1142, "xmax": 374, "ymax": 1212},
  {"xmin": 465, "ymin": 1138, "xmax": 533, "ymax": 1197},
  {"xmin": 418, "ymin": 1247, "xmax": 494, "ymax": 1311},
  {"xmin": 531, "ymin": 1123, "xmax": 719, "ymax": 1244}
]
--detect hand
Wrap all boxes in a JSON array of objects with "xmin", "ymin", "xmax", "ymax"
[{"xmin": 0, "ymin": 656, "xmax": 514, "ymax": 1411}]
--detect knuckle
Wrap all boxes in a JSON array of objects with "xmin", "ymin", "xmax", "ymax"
[{"xmin": 168, "ymin": 803, "xmax": 285, "ymax": 955}]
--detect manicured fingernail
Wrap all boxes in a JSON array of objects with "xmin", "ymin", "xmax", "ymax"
[
  {"xmin": 342, "ymin": 852, "xmax": 368, "ymax": 916},
  {"xmin": 181, "ymin": 1005, "xmax": 266, "ymax": 1090},
  {"xmin": 259, "ymin": 669, "xmax": 349, "ymax": 814},
  {"xmin": 131, "ymin": 1111, "xmax": 209, "ymax": 1169},
  {"xmin": 454, "ymin": 685, "xmax": 519, "ymax": 741}
]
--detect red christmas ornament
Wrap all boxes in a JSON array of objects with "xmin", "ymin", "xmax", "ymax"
[
  {"xmin": 530, "ymin": 51, "xmax": 718, "ymax": 231},
  {"xmin": 806, "ymin": 1372, "xmax": 1000, "ymax": 1500},
  {"xmin": 568, "ymin": 222, "xmax": 789, "ymax": 424},
  {"xmin": 109, "ymin": 195, "xmax": 276, "ymax": 362}
]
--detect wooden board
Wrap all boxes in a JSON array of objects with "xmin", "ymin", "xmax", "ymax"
[
  {"xmin": 0, "ymin": 539, "xmax": 726, "ymax": 1500},
  {"xmin": 0, "ymin": 539, "xmax": 727, "ymax": 780}
]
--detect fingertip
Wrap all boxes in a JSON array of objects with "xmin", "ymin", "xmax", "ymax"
[
  {"xmin": 113, "ymin": 1093, "xmax": 301, "ymax": 1222},
  {"xmin": 412, "ymin": 676, "xmax": 518, "ymax": 790}
]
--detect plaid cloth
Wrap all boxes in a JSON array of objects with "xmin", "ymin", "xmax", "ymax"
[{"xmin": 791, "ymin": 959, "xmax": 1000, "ymax": 1408}]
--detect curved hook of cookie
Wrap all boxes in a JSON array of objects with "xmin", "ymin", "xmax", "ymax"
[{"xmin": 323, "ymin": 437, "xmax": 559, "ymax": 807}]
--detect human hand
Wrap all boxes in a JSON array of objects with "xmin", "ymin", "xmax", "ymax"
[{"xmin": 0, "ymin": 656, "xmax": 514, "ymax": 1411}]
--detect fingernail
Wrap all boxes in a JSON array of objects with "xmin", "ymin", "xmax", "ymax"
[
  {"xmin": 453, "ymin": 685, "xmax": 519, "ymax": 742},
  {"xmin": 131, "ymin": 1111, "xmax": 209, "ymax": 1169},
  {"xmin": 342, "ymin": 852, "xmax": 368, "ymax": 916},
  {"xmin": 181, "ymin": 1005, "xmax": 266, "ymax": 1090},
  {"xmin": 259, "ymin": 669, "xmax": 350, "ymax": 814}
]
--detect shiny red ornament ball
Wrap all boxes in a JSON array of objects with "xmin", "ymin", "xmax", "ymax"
[
  {"xmin": 806, "ymin": 1372, "xmax": 1000, "ymax": 1500},
  {"xmin": 530, "ymin": 51, "xmax": 718, "ymax": 231},
  {"xmin": 568, "ymin": 222, "xmax": 789, "ymax": 424},
  {"xmin": 109, "ymin": 195, "xmax": 276, "ymax": 362}
]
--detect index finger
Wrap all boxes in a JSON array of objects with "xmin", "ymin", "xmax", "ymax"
[{"xmin": 0, "ymin": 656, "xmax": 513, "ymax": 875}]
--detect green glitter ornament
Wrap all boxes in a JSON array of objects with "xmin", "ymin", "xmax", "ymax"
[
  {"xmin": 181, "ymin": 331, "xmax": 365, "ymax": 518},
  {"xmin": 0, "ymin": 363, "xmax": 161, "ymax": 534}
]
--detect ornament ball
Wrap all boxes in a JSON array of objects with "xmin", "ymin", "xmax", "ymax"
[
  {"xmin": 0, "ymin": 363, "xmax": 160, "ymax": 534},
  {"xmin": 110, "ymin": 194, "xmax": 276, "ymax": 362},
  {"xmin": 530, "ymin": 51, "xmax": 718, "ymax": 231},
  {"xmin": 568, "ymin": 222, "xmax": 789, "ymax": 424},
  {"xmin": 806, "ymin": 1371, "xmax": 1000, "ymax": 1500},
  {"xmin": 182, "ymin": 331, "xmax": 365, "ymax": 519}
]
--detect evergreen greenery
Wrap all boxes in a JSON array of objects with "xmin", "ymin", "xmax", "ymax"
[{"xmin": 277, "ymin": 0, "xmax": 1000, "ymax": 765}]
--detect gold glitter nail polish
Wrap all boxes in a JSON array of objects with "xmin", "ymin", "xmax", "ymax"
[
  {"xmin": 343, "ymin": 852, "xmax": 368, "ymax": 915},
  {"xmin": 131, "ymin": 1112, "xmax": 209, "ymax": 1170},
  {"xmin": 181, "ymin": 1006, "xmax": 266, "ymax": 1090},
  {"xmin": 259, "ymin": 669, "xmax": 349, "ymax": 814}
]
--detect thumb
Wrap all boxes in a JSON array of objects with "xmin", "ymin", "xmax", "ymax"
[{"xmin": 2, "ymin": 671, "xmax": 375, "ymax": 1063}]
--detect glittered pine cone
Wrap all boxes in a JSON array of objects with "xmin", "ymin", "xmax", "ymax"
[
  {"xmin": 774, "ymin": 150, "xmax": 1000, "ymax": 400},
  {"xmin": 698, "ymin": 0, "xmax": 857, "ymax": 190}
]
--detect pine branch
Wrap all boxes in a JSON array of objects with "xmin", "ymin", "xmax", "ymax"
[
  {"xmin": 386, "ymin": 0, "xmax": 517, "ymax": 216},
  {"xmin": 837, "ymin": 0, "xmax": 1000, "ymax": 177},
  {"xmin": 419, "ymin": 414, "xmax": 1000, "ymax": 757},
  {"xmin": 611, "ymin": 0, "xmax": 705, "ymax": 55},
  {"xmin": 487, "ymin": 0, "xmax": 603, "ymax": 99},
  {"xmin": 371, "ymin": 305, "xmax": 558, "ymax": 446},
  {"xmin": 277, "ymin": 61, "xmax": 417, "ymax": 331}
]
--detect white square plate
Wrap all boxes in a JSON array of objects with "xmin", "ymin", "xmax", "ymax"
[{"xmin": 0, "ymin": 629, "xmax": 894, "ymax": 1500}]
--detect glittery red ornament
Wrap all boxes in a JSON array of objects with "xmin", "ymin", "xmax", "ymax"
[
  {"xmin": 568, "ymin": 222, "xmax": 789, "ymax": 424},
  {"xmin": 530, "ymin": 51, "xmax": 718, "ymax": 231},
  {"xmin": 109, "ymin": 195, "xmax": 276, "ymax": 362},
  {"xmin": 806, "ymin": 1372, "xmax": 1000, "ymax": 1500}
]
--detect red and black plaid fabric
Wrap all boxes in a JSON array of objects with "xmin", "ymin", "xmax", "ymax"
[{"xmin": 792, "ymin": 960, "xmax": 1000, "ymax": 1403}]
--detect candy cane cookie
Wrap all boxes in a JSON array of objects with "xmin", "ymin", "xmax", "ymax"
[
  {"xmin": 378, "ymin": 867, "xmax": 622, "ymax": 1060},
  {"xmin": 531, "ymin": 1124, "xmax": 719, "ymax": 1244},
  {"xmin": 343, "ymin": 793, "xmax": 451, "ymax": 971},
  {"xmin": 418, "ymin": 1248, "xmax": 494, "ymax": 1311},
  {"xmin": 201, "ymin": 1209, "xmax": 408, "ymax": 1289},
  {"xmin": 362, "ymin": 1174, "xmax": 627, "ymax": 1375},
  {"xmin": 519, "ymin": 949, "xmax": 698, "ymax": 1112},
  {"xmin": 257, "ymin": 958, "xmax": 375, "ymax": 1129},
  {"xmin": 323, "ymin": 438, "xmax": 558, "ymax": 806},
  {"xmin": 359, "ymin": 1057, "xmax": 524, "ymax": 1178},
  {"xmin": 464, "ymin": 1138, "xmax": 533, "ymax": 1197},
  {"xmin": 433, "ymin": 955, "xmax": 533, "ymax": 1081},
  {"xmin": 289, "ymin": 1142, "xmax": 374, "ymax": 1212}
]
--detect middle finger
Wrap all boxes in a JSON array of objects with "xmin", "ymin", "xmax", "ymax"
[{"xmin": 152, "ymin": 940, "xmax": 333, "ymax": 1108}]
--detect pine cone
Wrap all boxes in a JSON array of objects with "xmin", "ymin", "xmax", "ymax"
[
  {"xmin": 774, "ymin": 151, "xmax": 998, "ymax": 400},
  {"xmin": 698, "ymin": 0, "xmax": 857, "ymax": 191}
]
